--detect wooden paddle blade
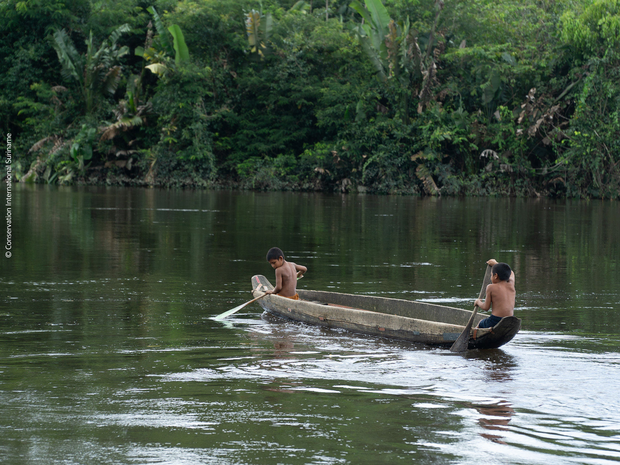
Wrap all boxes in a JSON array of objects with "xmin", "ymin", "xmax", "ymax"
[
  {"xmin": 213, "ymin": 292, "xmax": 266, "ymax": 321},
  {"xmin": 449, "ymin": 307, "xmax": 478, "ymax": 352},
  {"xmin": 213, "ymin": 302, "xmax": 249, "ymax": 321},
  {"xmin": 449, "ymin": 265, "xmax": 492, "ymax": 352}
]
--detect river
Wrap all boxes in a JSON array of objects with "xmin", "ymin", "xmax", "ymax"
[{"xmin": 1, "ymin": 185, "xmax": 619, "ymax": 464}]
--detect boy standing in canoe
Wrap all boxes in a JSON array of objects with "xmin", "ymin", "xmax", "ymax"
[
  {"xmin": 475, "ymin": 258, "xmax": 515, "ymax": 328},
  {"xmin": 264, "ymin": 247, "xmax": 307, "ymax": 300}
]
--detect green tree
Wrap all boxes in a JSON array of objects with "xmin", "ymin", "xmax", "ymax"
[
  {"xmin": 136, "ymin": 7, "xmax": 216, "ymax": 185},
  {"xmin": 554, "ymin": 0, "xmax": 620, "ymax": 197},
  {"xmin": 51, "ymin": 24, "xmax": 131, "ymax": 116},
  {"xmin": 350, "ymin": 0, "xmax": 445, "ymax": 122}
]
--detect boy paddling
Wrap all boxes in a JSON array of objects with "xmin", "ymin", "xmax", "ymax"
[
  {"xmin": 475, "ymin": 258, "xmax": 515, "ymax": 328},
  {"xmin": 264, "ymin": 247, "xmax": 307, "ymax": 300}
]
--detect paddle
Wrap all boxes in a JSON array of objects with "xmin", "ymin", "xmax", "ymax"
[
  {"xmin": 213, "ymin": 291, "xmax": 267, "ymax": 321},
  {"xmin": 449, "ymin": 264, "xmax": 492, "ymax": 352},
  {"xmin": 213, "ymin": 274, "xmax": 304, "ymax": 321}
]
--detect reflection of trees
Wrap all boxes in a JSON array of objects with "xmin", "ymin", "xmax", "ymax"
[
  {"xmin": 7, "ymin": 186, "xmax": 618, "ymax": 335},
  {"xmin": 7, "ymin": 184, "xmax": 223, "ymax": 345}
]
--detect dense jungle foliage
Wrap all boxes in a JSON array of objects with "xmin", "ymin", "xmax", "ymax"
[{"xmin": 1, "ymin": 0, "xmax": 620, "ymax": 197}]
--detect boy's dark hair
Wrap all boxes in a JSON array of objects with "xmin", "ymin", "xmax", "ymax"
[
  {"xmin": 266, "ymin": 247, "xmax": 285, "ymax": 261},
  {"xmin": 492, "ymin": 262, "xmax": 512, "ymax": 281}
]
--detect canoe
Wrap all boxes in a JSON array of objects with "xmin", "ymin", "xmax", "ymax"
[{"xmin": 251, "ymin": 275, "xmax": 521, "ymax": 350}]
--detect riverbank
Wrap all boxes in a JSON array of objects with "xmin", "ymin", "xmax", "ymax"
[{"xmin": 3, "ymin": 161, "xmax": 613, "ymax": 199}]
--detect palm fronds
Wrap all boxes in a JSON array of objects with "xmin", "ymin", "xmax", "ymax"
[{"xmin": 50, "ymin": 24, "xmax": 131, "ymax": 115}]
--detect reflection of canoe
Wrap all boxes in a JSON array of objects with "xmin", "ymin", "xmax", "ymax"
[{"xmin": 251, "ymin": 275, "xmax": 521, "ymax": 350}]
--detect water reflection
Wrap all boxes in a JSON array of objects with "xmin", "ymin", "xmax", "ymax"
[
  {"xmin": 465, "ymin": 348, "xmax": 519, "ymax": 383},
  {"xmin": 465, "ymin": 349, "xmax": 518, "ymax": 445},
  {"xmin": 475, "ymin": 401, "xmax": 515, "ymax": 445},
  {"xmin": 272, "ymin": 339, "xmax": 295, "ymax": 357},
  {"xmin": 2, "ymin": 186, "xmax": 620, "ymax": 465}
]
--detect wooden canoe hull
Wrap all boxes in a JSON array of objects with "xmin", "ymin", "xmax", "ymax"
[{"xmin": 251, "ymin": 275, "xmax": 520, "ymax": 350}]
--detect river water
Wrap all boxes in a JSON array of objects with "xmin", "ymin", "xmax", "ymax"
[{"xmin": 1, "ymin": 185, "xmax": 619, "ymax": 464}]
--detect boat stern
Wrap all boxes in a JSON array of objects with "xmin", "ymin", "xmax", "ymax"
[{"xmin": 468, "ymin": 316, "xmax": 522, "ymax": 350}]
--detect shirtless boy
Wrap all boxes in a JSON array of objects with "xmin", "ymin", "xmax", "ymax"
[
  {"xmin": 264, "ymin": 247, "xmax": 307, "ymax": 300},
  {"xmin": 474, "ymin": 258, "xmax": 515, "ymax": 328}
]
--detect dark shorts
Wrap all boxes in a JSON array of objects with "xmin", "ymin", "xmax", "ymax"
[{"xmin": 477, "ymin": 314, "xmax": 503, "ymax": 328}]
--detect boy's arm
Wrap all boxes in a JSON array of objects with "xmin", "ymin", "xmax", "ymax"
[
  {"xmin": 295, "ymin": 263, "xmax": 307, "ymax": 278},
  {"xmin": 474, "ymin": 285, "xmax": 493, "ymax": 311}
]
